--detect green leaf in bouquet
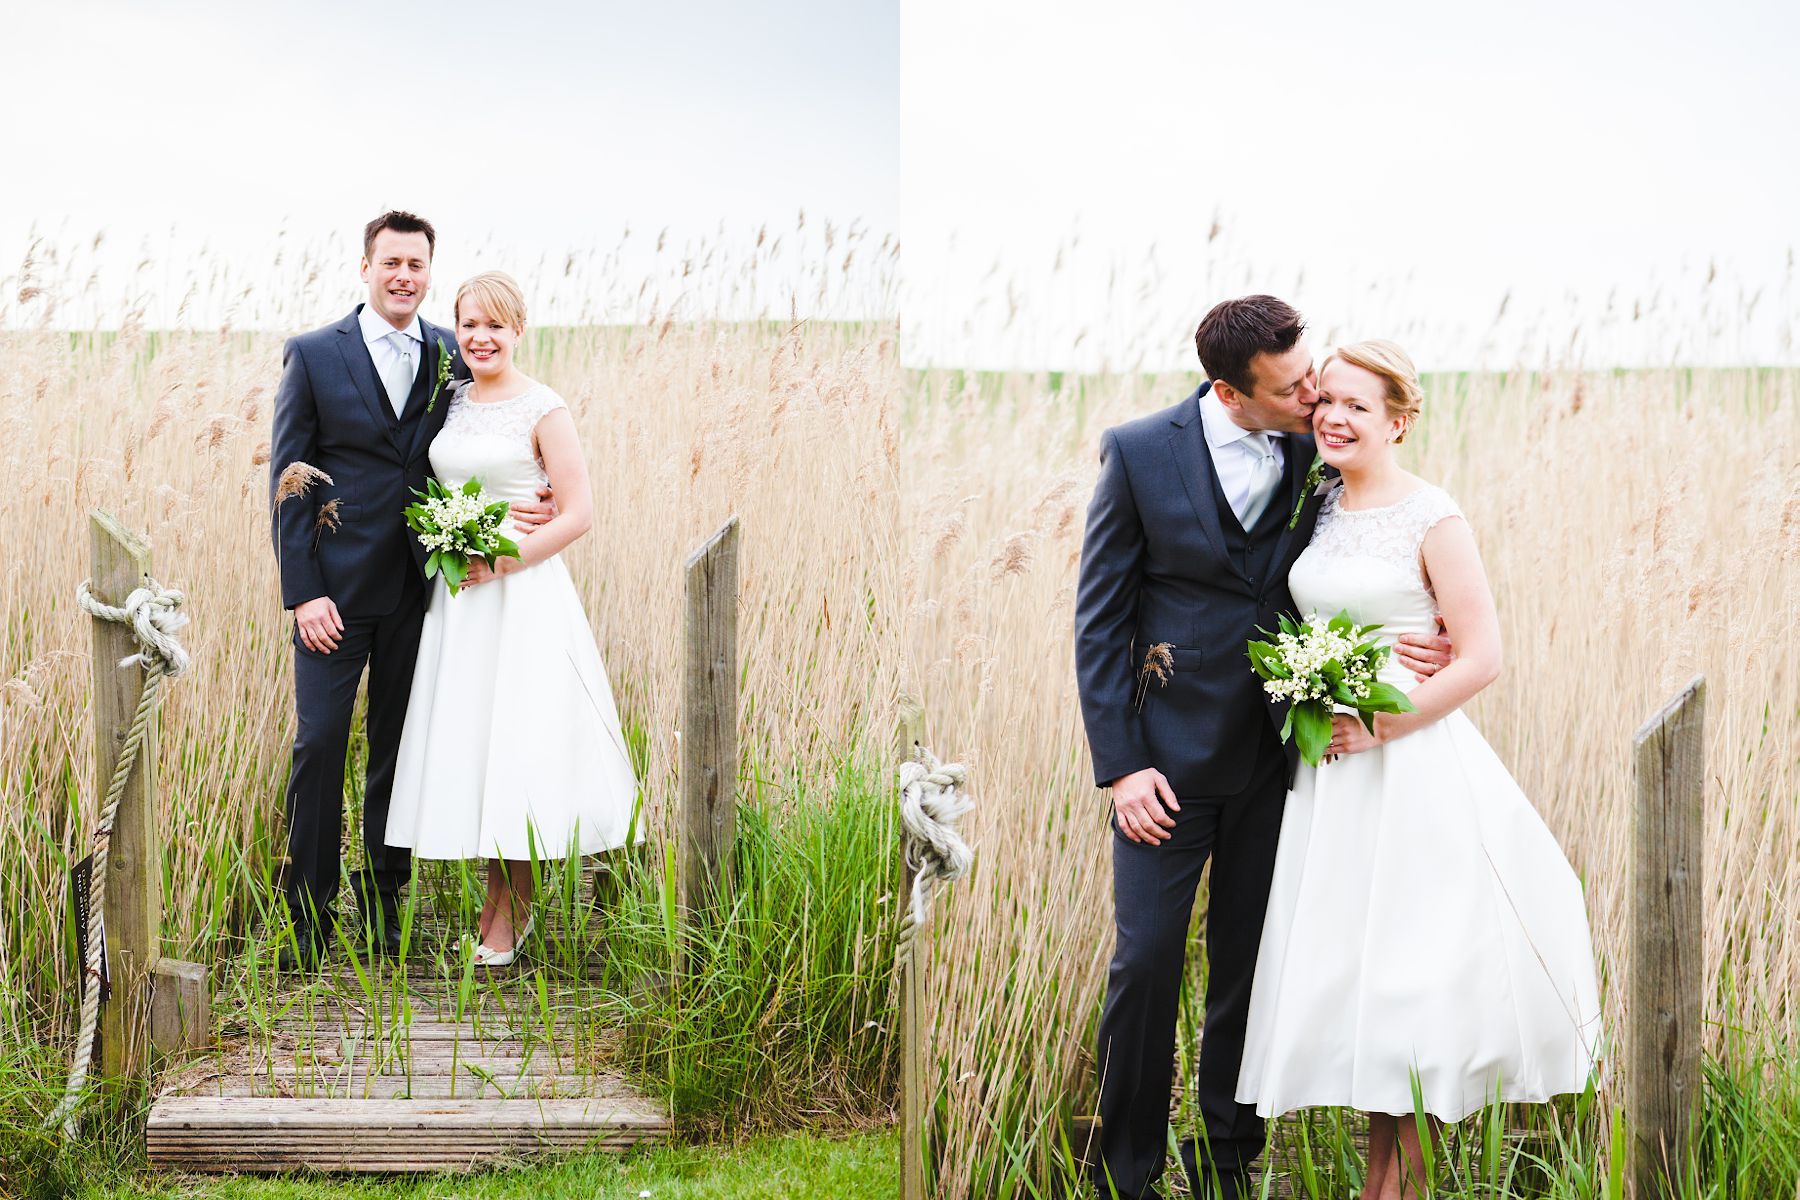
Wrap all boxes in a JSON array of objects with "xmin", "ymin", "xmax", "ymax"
[
  {"xmin": 1361, "ymin": 681, "xmax": 1418, "ymax": 714},
  {"xmin": 440, "ymin": 554, "xmax": 468, "ymax": 595},
  {"xmin": 485, "ymin": 499, "xmax": 510, "ymax": 521},
  {"xmin": 1280, "ymin": 704, "xmax": 1295, "ymax": 742},
  {"xmin": 1328, "ymin": 610, "xmax": 1355, "ymax": 636},
  {"xmin": 1290, "ymin": 699, "xmax": 1334, "ymax": 767},
  {"xmin": 1277, "ymin": 612, "xmax": 1300, "ymax": 637},
  {"xmin": 461, "ymin": 478, "xmax": 482, "ymax": 497},
  {"xmin": 1246, "ymin": 640, "xmax": 1288, "ymax": 680},
  {"xmin": 489, "ymin": 533, "xmax": 522, "ymax": 562},
  {"xmin": 425, "ymin": 549, "xmax": 442, "ymax": 579},
  {"xmin": 1356, "ymin": 708, "xmax": 1381, "ymax": 736},
  {"xmin": 1331, "ymin": 680, "xmax": 1360, "ymax": 706}
]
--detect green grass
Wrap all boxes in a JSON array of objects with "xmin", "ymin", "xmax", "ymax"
[{"xmin": 40, "ymin": 1129, "xmax": 897, "ymax": 1200}]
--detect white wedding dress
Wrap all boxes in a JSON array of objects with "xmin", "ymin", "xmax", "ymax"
[
  {"xmin": 1235, "ymin": 483, "xmax": 1602, "ymax": 1122},
  {"xmin": 386, "ymin": 382, "xmax": 641, "ymax": 861}
]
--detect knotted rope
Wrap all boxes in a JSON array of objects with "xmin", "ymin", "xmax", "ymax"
[
  {"xmin": 49, "ymin": 578, "xmax": 189, "ymax": 1138},
  {"xmin": 896, "ymin": 749, "xmax": 974, "ymax": 970}
]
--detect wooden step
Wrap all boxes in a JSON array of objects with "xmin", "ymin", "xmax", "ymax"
[{"xmin": 145, "ymin": 1096, "xmax": 671, "ymax": 1172}]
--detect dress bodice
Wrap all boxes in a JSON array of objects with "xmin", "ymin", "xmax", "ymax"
[
  {"xmin": 1288, "ymin": 483, "xmax": 1464, "ymax": 684},
  {"xmin": 427, "ymin": 382, "xmax": 566, "ymax": 530}
]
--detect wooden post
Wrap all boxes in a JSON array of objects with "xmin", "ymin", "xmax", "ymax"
[
  {"xmin": 1628, "ymin": 676, "xmax": 1704, "ymax": 1197},
  {"xmin": 896, "ymin": 696, "xmax": 926, "ymax": 1200},
  {"xmin": 89, "ymin": 510, "xmax": 161, "ymax": 1082},
  {"xmin": 148, "ymin": 959, "xmax": 209, "ymax": 1056},
  {"xmin": 680, "ymin": 517, "xmax": 740, "ymax": 914}
]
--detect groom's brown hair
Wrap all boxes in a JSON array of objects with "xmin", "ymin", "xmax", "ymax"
[
  {"xmin": 1194, "ymin": 295, "xmax": 1306, "ymax": 396},
  {"xmin": 363, "ymin": 210, "xmax": 437, "ymax": 260}
]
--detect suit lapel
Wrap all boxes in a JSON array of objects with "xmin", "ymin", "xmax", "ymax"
[
  {"xmin": 336, "ymin": 307, "xmax": 404, "ymax": 458},
  {"xmin": 1165, "ymin": 385, "xmax": 1238, "ymax": 579},
  {"xmin": 401, "ymin": 321, "xmax": 451, "ymax": 462},
  {"xmin": 1267, "ymin": 432, "xmax": 1318, "ymax": 573},
  {"xmin": 400, "ymin": 323, "xmax": 441, "ymax": 425}
]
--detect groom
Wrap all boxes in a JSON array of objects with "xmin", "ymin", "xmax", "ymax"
[
  {"xmin": 1074, "ymin": 295, "xmax": 1448, "ymax": 1199},
  {"xmin": 268, "ymin": 210, "xmax": 548, "ymax": 970}
]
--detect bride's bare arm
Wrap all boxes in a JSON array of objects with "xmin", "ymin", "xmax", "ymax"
[
  {"xmin": 513, "ymin": 408, "xmax": 592, "ymax": 565},
  {"xmin": 465, "ymin": 408, "xmax": 591, "ymax": 587},
  {"xmin": 1330, "ymin": 516, "xmax": 1501, "ymax": 753}
]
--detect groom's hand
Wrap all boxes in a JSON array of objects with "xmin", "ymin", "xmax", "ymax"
[
  {"xmin": 1394, "ymin": 616, "xmax": 1453, "ymax": 681},
  {"xmin": 1110, "ymin": 768, "xmax": 1179, "ymax": 844},
  {"xmin": 294, "ymin": 596, "xmax": 343, "ymax": 654},
  {"xmin": 509, "ymin": 485, "xmax": 557, "ymax": 531}
]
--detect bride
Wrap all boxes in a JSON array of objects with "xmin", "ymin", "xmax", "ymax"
[
  {"xmin": 385, "ymin": 271, "xmax": 641, "ymax": 966},
  {"xmin": 1234, "ymin": 340, "xmax": 1602, "ymax": 1198}
]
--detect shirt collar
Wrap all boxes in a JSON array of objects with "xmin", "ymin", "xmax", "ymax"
[
  {"xmin": 1199, "ymin": 386, "xmax": 1284, "ymax": 449},
  {"xmin": 359, "ymin": 305, "xmax": 423, "ymax": 347}
]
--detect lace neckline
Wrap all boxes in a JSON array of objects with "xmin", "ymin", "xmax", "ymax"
[
  {"xmin": 459, "ymin": 380, "xmax": 545, "ymax": 408},
  {"xmin": 1329, "ymin": 482, "xmax": 1437, "ymax": 516}
]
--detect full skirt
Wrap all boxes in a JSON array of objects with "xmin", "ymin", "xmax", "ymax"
[
  {"xmin": 1235, "ymin": 711, "xmax": 1603, "ymax": 1121},
  {"xmin": 386, "ymin": 556, "xmax": 641, "ymax": 860}
]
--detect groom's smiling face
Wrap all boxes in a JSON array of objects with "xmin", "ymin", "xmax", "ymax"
[{"xmin": 360, "ymin": 229, "xmax": 433, "ymax": 329}]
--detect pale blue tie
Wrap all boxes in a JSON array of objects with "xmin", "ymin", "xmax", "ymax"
[
  {"xmin": 381, "ymin": 331, "xmax": 416, "ymax": 418},
  {"xmin": 1238, "ymin": 433, "xmax": 1282, "ymax": 530}
]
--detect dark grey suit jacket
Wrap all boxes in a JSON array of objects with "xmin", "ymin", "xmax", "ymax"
[
  {"xmin": 1074, "ymin": 383, "xmax": 1327, "ymax": 796},
  {"xmin": 269, "ymin": 306, "xmax": 466, "ymax": 617}
]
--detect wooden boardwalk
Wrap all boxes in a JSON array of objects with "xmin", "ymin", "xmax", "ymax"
[{"xmin": 146, "ymin": 938, "xmax": 669, "ymax": 1172}]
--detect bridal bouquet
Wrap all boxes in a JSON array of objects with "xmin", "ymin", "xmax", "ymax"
[
  {"xmin": 403, "ymin": 477, "xmax": 521, "ymax": 595},
  {"xmin": 1247, "ymin": 611, "xmax": 1416, "ymax": 766}
]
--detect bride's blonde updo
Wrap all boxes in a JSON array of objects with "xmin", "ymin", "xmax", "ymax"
[
  {"xmin": 1322, "ymin": 339, "xmax": 1423, "ymax": 443},
  {"xmin": 454, "ymin": 271, "xmax": 527, "ymax": 332}
]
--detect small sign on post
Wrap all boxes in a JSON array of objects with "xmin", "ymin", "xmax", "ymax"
[
  {"xmin": 1628, "ymin": 675, "xmax": 1704, "ymax": 1197},
  {"xmin": 680, "ymin": 516, "xmax": 740, "ymax": 915}
]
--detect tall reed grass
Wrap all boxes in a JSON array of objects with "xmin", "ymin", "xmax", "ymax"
[
  {"xmin": 0, "ymin": 223, "xmax": 905, "ymax": 1175},
  {"xmin": 903, "ymin": 363, "xmax": 1800, "ymax": 1196}
]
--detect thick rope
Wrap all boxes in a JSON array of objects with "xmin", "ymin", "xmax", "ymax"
[
  {"xmin": 49, "ymin": 579, "xmax": 189, "ymax": 1138},
  {"xmin": 896, "ymin": 749, "xmax": 974, "ymax": 971}
]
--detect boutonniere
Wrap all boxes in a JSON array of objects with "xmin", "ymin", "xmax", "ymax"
[
  {"xmin": 1287, "ymin": 453, "xmax": 1327, "ymax": 530},
  {"xmin": 1133, "ymin": 642, "xmax": 1174, "ymax": 712},
  {"xmin": 427, "ymin": 336, "xmax": 453, "ymax": 413}
]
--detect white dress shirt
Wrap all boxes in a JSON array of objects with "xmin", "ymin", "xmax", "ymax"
[
  {"xmin": 1199, "ymin": 386, "xmax": 1287, "ymax": 525},
  {"xmin": 359, "ymin": 306, "xmax": 424, "ymax": 417}
]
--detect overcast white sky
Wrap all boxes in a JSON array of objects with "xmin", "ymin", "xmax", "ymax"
[
  {"xmin": 901, "ymin": 0, "xmax": 1800, "ymax": 370},
  {"xmin": 7, "ymin": 2, "xmax": 1794, "ymax": 367},
  {"xmin": 0, "ymin": 0, "xmax": 897, "ymax": 328}
]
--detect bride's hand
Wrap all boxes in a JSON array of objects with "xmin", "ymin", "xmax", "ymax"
[
  {"xmin": 462, "ymin": 557, "xmax": 521, "ymax": 589},
  {"xmin": 1324, "ymin": 713, "xmax": 1384, "ymax": 760}
]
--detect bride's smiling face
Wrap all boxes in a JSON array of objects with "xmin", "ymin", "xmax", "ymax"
[
  {"xmin": 456, "ymin": 299, "xmax": 523, "ymax": 377},
  {"xmin": 1314, "ymin": 359, "xmax": 1405, "ymax": 468}
]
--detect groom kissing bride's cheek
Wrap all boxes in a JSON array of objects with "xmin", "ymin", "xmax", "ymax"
[{"xmin": 1073, "ymin": 295, "xmax": 1601, "ymax": 1200}]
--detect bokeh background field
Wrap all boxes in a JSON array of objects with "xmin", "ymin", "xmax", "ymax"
[
  {"xmin": 0, "ymin": 228, "xmax": 906, "ymax": 1194},
  {"xmin": 902, "ymin": 354, "xmax": 1800, "ymax": 1196}
]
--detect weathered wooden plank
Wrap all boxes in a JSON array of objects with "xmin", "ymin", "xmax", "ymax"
[
  {"xmin": 681, "ymin": 516, "xmax": 739, "ymax": 912},
  {"xmin": 1628, "ymin": 676, "xmax": 1705, "ymax": 1198},
  {"xmin": 215, "ymin": 1074, "xmax": 601, "ymax": 1101},
  {"xmin": 146, "ymin": 1097, "xmax": 669, "ymax": 1172},
  {"xmin": 91, "ymin": 510, "xmax": 161, "ymax": 1083},
  {"xmin": 896, "ymin": 696, "xmax": 926, "ymax": 1200}
]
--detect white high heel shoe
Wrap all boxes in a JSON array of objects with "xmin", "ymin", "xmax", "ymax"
[{"xmin": 473, "ymin": 914, "xmax": 534, "ymax": 968}]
